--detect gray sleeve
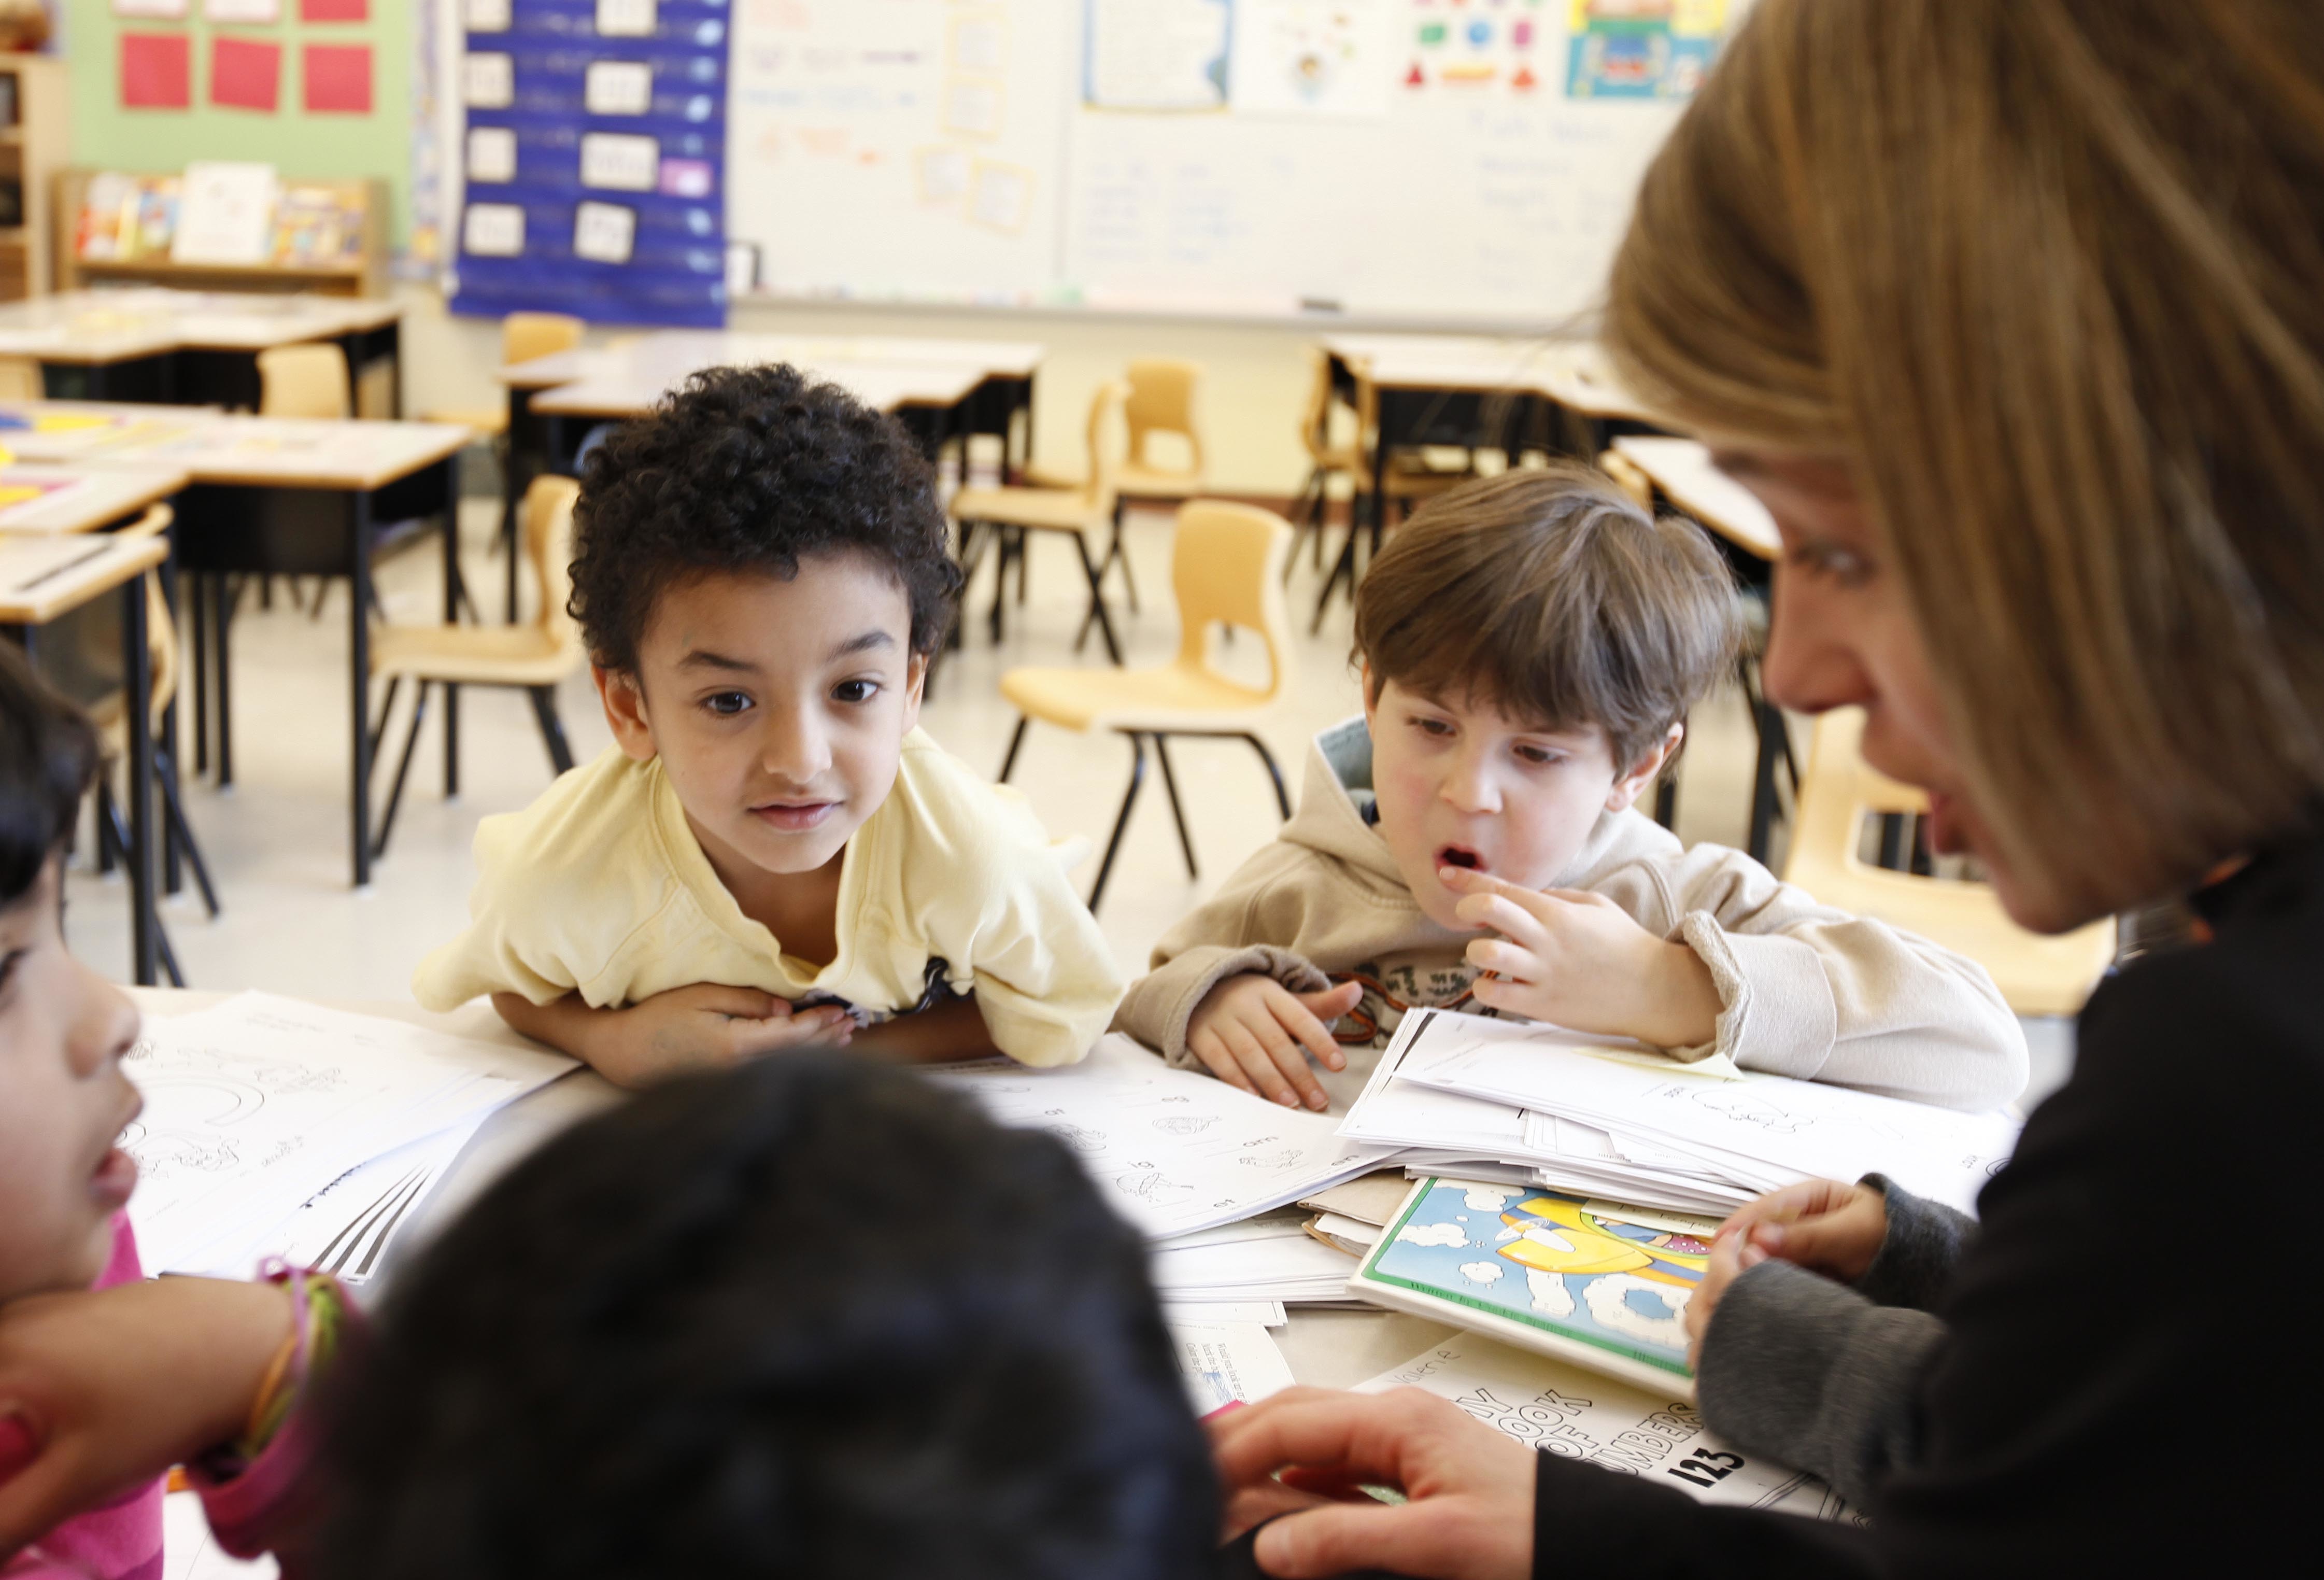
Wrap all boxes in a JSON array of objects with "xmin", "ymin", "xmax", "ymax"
[
  {"xmin": 1695, "ymin": 1259, "xmax": 1947, "ymax": 1508},
  {"xmin": 1855, "ymin": 1173, "xmax": 1979, "ymax": 1310}
]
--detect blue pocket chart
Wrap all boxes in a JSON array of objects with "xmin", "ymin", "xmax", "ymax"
[{"xmin": 452, "ymin": 0, "xmax": 731, "ymax": 328}]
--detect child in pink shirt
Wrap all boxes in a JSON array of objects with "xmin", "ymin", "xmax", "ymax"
[{"xmin": 0, "ymin": 644, "xmax": 344, "ymax": 1578}]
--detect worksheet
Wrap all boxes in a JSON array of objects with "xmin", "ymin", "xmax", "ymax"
[
  {"xmin": 1170, "ymin": 1320, "xmax": 1298, "ymax": 1416},
  {"xmin": 931, "ymin": 1035, "xmax": 1389, "ymax": 1239},
  {"xmin": 1359, "ymin": 1335, "xmax": 1861, "ymax": 1522},
  {"xmin": 123, "ymin": 994, "xmax": 576, "ymax": 1274}
]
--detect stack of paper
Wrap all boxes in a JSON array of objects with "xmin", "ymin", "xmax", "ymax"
[
  {"xmin": 1169, "ymin": 1319, "xmax": 1297, "ymax": 1415},
  {"xmin": 1150, "ymin": 1214, "xmax": 1369, "ymax": 1307},
  {"xmin": 1342, "ymin": 1009, "xmax": 2019, "ymax": 1216},
  {"xmin": 124, "ymin": 994, "xmax": 578, "ymax": 1279},
  {"xmin": 932, "ymin": 1034, "xmax": 1390, "ymax": 1240}
]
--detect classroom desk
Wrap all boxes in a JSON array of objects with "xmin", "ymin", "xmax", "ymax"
[
  {"xmin": 6, "ymin": 535, "xmax": 171, "ymax": 983},
  {"xmin": 0, "ymin": 402, "xmax": 471, "ymax": 889},
  {"xmin": 0, "ymin": 289, "xmax": 404, "ymax": 415},
  {"xmin": 1610, "ymin": 435, "xmax": 1795, "ymax": 860},
  {"xmin": 1611, "ymin": 435, "xmax": 1782, "ymax": 560},
  {"xmin": 125, "ymin": 988, "xmax": 1459, "ymax": 1387},
  {"xmin": 0, "ymin": 463, "xmax": 188, "ymax": 536}
]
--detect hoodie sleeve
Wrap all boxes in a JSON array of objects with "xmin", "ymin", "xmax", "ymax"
[
  {"xmin": 1589, "ymin": 841, "xmax": 2029, "ymax": 1111},
  {"xmin": 1114, "ymin": 844, "xmax": 1340, "ymax": 1068}
]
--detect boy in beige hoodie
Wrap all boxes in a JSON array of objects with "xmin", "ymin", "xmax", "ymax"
[{"xmin": 1116, "ymin": 468, "xmax": 2025, "ymax": 1115}]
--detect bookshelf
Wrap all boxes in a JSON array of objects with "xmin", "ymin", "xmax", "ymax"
[
  {"xmin": 53, "ymin": 169, "xmax": 387, "ymax": 300},
  {"xmin": 0, "ymin": 54, "xmax": 66, "ymax": 301}
]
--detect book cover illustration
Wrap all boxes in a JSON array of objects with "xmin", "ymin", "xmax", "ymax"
[{"xmin": 1357, "ymin": 1177, "xmax": 1709, "ymax": 1380}]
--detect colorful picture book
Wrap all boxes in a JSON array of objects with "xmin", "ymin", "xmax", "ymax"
[
  {"xmin": 1349, "ymin": 1176, "xmax": 1712, "ymax": 1395},
  {"xmin": 74, "ymin": 172, "xmax": 366, "ymax": 269}
]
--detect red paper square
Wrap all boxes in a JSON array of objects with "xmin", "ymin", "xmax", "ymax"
[
  {"xmin": 302, "ymin": 0, "xmax": 370, "ymax": 18},
  {"xmin": 210, "ymin": 36, "xmax": 282, "ymax": 114},
  {"xmin": 303, "ymin": 45, "xmax": 372, "ymax": 114},
  {"xmin": 120, "ymin": 33, "xmax": 192, "ymax": 111}
]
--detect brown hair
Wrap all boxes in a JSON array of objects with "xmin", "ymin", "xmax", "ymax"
[
  {"xmin": 1607, "ymin": 0, "xmax": 2324, "ymax": 925},
  {"xmin": 1352, "ymin": 467, "xmax": 1742, "ymax": 771}
]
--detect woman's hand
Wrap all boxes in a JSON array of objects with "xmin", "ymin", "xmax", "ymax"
[
  {"xmin": 0, "ymin": 1277, "xmax": 292, "ymax": 1557},
  {"xmin": 1211, "ymin": 1387, "xmax": 1535, "ymax": 1580},
  {"xmin": 1685, "ymin": 1179, "xmax": 1890, "ymax": 1366}
]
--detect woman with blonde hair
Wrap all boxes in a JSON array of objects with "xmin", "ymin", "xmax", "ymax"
[{"xmin": 1210, "ymin": 1, "xmax": 2324, "ymax": 1574}]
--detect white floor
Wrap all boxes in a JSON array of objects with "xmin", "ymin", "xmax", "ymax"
[{"xmin": 61, "ymin": 493, "xmax": 2073, "ymax": 1103}]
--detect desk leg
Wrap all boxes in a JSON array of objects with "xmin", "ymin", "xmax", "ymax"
[
  {"xmin": 189, "ymin": 570, "xmax": 208, "ymax": 776},
  {"xmin": 504, "ymin": 388, "xmax": 533, "ymax": 623},
  {"xmin": 121, "ymin": 576, "xmax": 159, "ymax": 987},
  {"xmin": 212, "ymin": 575, "xmax": 234, "ymax": 789},
  {"xmin": 442, "ymin": 474, "xmax": 461, "ymax": 800},
  {"xmin": 350, "ymin": 492, "xmax": 375, "ymax": 889},
  {"xmin": 157, "ymin": 540, "xmax": 183, "ymax": 897}
]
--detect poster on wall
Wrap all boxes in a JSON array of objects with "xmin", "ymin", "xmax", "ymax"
[
  {"xmin": 1230, "ymin": 0, "xmax": 1396, "ymax": 119},
  {"xmin": 1085, "ymin": 0, "xmax": 1231, "ymax": 111},
  {"xmin": 448, "ymin": 0, "xmax": 730, "ymax": 327},
  {"xmin": 1565, "ymin": 0, "xmax": 1728, "ymax": 100},
  {"xmin": 1404, "ymin": 0, "xmax": 1551, "ymax": 93}
]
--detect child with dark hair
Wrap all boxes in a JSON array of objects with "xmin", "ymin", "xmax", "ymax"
[
  {"xmin": 1119, "ymin": 468, "xmax": 2026, "ymax": 1112},
  {"xmin": 414, "ymin": 364, "xmax": 1123, "ymax": 1084},
  {"xmin": 321, "ymin": 1053, "xmax": 1221, "ymax": 1580},
  {"xmin": 0, "ymin": 643, "xmax": 347, "ymax": 1576}
]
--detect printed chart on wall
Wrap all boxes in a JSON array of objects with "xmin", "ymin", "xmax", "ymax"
[
  {"xmin": 449, "ymin": 0, "xmax": 732, "ymax": 326},
  {"xmin": 724, "ymin": 0, "xmax": 1748, "ymax": 323},
  {"xmin": 723, "ymin": 0, "xmax": 1070, "ymax": 304}
]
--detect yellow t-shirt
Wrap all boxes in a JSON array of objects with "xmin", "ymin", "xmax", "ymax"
[{"xmin": 411, "ymin": 729, "xmax": 1123, "ymax": 1068}]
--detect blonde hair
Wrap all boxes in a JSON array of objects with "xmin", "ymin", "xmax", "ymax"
[
  {"xmin": 1353, "ymin": 467, "xmax": 1742, "ymax": 772},
  {"xmin": 1607, "ymin": 0, "xmax": 2324, "ymax": 925}
]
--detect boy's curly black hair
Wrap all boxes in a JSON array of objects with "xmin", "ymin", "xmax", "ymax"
[
  {"xmin": 321, "ymin": 1054, "xmax": 1219, "ymax": 1580},
  {"xmin": 568, "ymin": 363, "xmax": 964, "ymax": 670}
]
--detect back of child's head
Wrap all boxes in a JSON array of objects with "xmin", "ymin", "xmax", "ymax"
[
  {"xmin": 568, "ymin": 363, "xmax": 964, "ymax": 670},
  {"xmin": 1353, "ymin": 465, "xmax": 1742, "ymax": 770},
  {"xmin": 321, "ymin": 1054, "xmax": 1217, "ymax": 1580},
  {"xmin": 0, "ymin": 641, "xmax": 95, "ymax": 909}
]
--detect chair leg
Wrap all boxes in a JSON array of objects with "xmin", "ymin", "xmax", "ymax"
[
  {"xmin": 1151, "ymin": 735, "xmax": 1198, "ymax": 880},
  {"xmin": 998, "ymin": 716, "xmax": 1030, "ymax": 782},
  {"xmin": 1107, "ymin": 498, "xmax": 1142, "ymax": 614},
  {"xmin": 1087, "ymin": 733, "xmax": 1148, "ymax": 914},
  {"xmin": 1312, "ymin": 520, "xmax": 1360, "ymax": 635},
  {"xmin": 155, "ymin": 919, "xmax": 185, "ymax": 990},
  {"xmin": 527, "ymin": 686, "xmax": 576, "ymax": 775},
  {"xmin": 1653, "ymin": 773, "xmax": 1680, "ymax": 831},
  {"xmin": 1071, "ymin": 534, "xmax": 1125, "ymax": 665},
  {"xmin": 986, "ymin": 527, "xmax": 1014, "ymax": 643},
  {"xmin": 1016, "ymin": 523, "xmax": 1032, "ymax": 604},
  {"xmin": 155, "ymin": 751, "xmax": 222, "ymax": 919},
  {"xmin": 1240, "ymin": 733, "xmax": 1293, "ymax": 819},
  {"xmin": 374, "ymin": 682, "xmax": 430, "ymax": 861}
]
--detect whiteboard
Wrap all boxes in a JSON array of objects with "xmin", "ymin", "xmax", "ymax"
[{"xmin": 725, "ymin": 0, "xmax": 1726, "ymax": 325}]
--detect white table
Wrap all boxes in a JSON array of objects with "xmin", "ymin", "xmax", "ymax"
[
  {"xmin": 1612, "ymin": 435, "xmax": 1782, "ymax": 560},
  {"xmin": 127, "ymin": 990, "xmax": 1454, "ymax": 1387}
]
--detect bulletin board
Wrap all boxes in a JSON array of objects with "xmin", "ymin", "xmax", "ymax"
[
  {"xmin": 446, "ymin": 0, "xmax": 730, "ymax": 328},
  {"xmin": 63, "ymin": 0, "xmax": 414, "ymax": 248}
]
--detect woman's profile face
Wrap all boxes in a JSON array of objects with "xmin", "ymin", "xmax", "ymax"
[{"xmin": 1717, "ymin": 451, "xmax": 2048, "ymax": 929}]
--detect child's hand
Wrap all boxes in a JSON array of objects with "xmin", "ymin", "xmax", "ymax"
[
  {"xmin": 0, "ymin": 1277, "xmax": 292, "ymax": 1556},
  {"xmin": 616, "ymin": 984, "xmax": 856, "ymax": 1079},
  {"xmin": 1186, "ymin": 976, "xmax": 1365, "ymax": 1111},
  {"xmin": 1685, "ymin": 1180, "xmax": 1890, "ymax": 1368},
  {"xmin": 1440, "ymin": 866, "xmax": 1724, "ymax": 1050}
]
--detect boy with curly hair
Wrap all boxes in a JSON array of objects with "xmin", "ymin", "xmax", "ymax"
[{"xmin": 414, "ymin": 365, "xmax": 1122, "ymax": 1083}]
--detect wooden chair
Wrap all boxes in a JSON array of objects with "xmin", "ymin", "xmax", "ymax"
[
  {"xmin": 256, "ymin": 343, "xmax": 353, "ymax": 420},
  {"xmin": 421, "ymin": 313, "xmax": 588, "ymax": 439},
  {"xmin": 1287, "ymin": 348, "xmax": 1367, "ymax": 580},
  {"xmin": 1782, "ymin": 707, "xmax": 2114, "ymax": 1016},
  {"xmin": 1029, "ymin": 359, "xmax": 1208, "ymax": 621},
  {"xmin": 366, "ymin": 476, "xmax": 586, "ymax": 860},
  {"xmin": 951, "ymin": 381, "xmax": 1131, "ymax": 662},
  {"xmin": 0, "ymin": 356, "xmax": 44, "ymax": 402},
  {"xmin": 81, "ymin": 505, "xmax": 221, "ymax": 988},
  {"xmin": 997, "ymin": 501, "xmax": 1296, "ymax": 910}
]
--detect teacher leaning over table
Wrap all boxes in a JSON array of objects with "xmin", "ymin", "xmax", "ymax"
[{"xmin": 1213, "ymin": 1, "xmax": 2324, "ymax": 1574}]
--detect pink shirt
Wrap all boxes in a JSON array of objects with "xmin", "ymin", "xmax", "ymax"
[{"xmin": 4, "ymin": 1218, "xmax": 318, "ymax": 1580}]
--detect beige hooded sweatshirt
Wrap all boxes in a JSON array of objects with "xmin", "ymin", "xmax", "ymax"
[{"xmin": 1116, "ymin": 718, "xmax": 2028, "ymax": 1112}]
